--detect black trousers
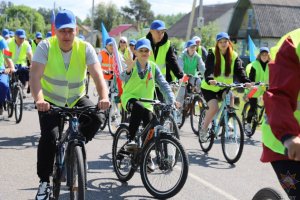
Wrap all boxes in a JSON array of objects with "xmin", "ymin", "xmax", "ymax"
[
  {"xmin": 37, "ymin": 96, "xmax": 102, "ymax": 182},
  {"xmin": 247, "ymin": 98, "xmax": 258, "ymax": 123},
  {"xmin": 271, "ymin": 160, "xmax": 300, "ymax": 199},
  {"xmin": 126, "ymin": 98, "xmax": 153, "ymax": 141},
  {"xmin": 155, "ymin": 87, "xmax": 164, "ymax": 102}
]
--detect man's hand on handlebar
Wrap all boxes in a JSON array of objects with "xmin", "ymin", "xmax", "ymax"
[
  {"xmin": 98, "ymin": 98, "xmax": 110, "ymax": 110},
  {"xmin": 174, "ymin": 101, "xmax": 181, "ymax": 109},
  {"xmin": 36, "ymin": 100, "xmax": 50, "ymax": 112}
]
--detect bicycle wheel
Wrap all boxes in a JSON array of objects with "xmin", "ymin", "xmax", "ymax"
[
  {"xmin": 178, "ymin": 106, "xmax": 186, "ymax": 129},
  {"xmin": 221, "ymin": 113, "xmax": 244, "ymax": 164},
  {"xmin": 252, "ymin": 187, "xmax": 283, "ymax": 200},
  {"xmin": 14, "ymin": 86, "xmax": 23, "ymax": 123},
  {"xmin": 70, "ymin": 146, "xmax": 85, "ymax": 200},
  {"xmin": 85, "ymin": 74, "xmax": 90, "ymax": 95},
  {"xmin": 51, "ymin": 154, "xmax": 61, "ymax": 200},
  {"xmin": 199, "ymin": 109, "xmax": 214, "ymax": 152},
  {"xmin": 190, "ymin": 98, "xmax": 204, "ymax": 135},
  {"xmin": 140, "ymin": 134, "xmax": 188, "ymax": 199},
  {"xmin": 6, "ymin": 100, "xmax": 13, "ymax": 118},
  {"xmin": 108, "ymin": 102, "xmax": 122, "ymax": 136},
  {"xmin": 163, "ymin": 114, "xmax": 180, "ymax": 140},
  {"xmin": 112, "ymin": 125, "xmax": 136, "ymax": 181}
]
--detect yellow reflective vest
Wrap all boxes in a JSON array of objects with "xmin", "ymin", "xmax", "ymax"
[{"xmin": 9, "ymin": 39, "xmax": 29, "ymax": 66}]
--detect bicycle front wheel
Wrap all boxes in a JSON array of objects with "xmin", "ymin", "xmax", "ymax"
[
  {"xmin": 70, "ymin": 146, "xmax": 85, "ymax": 200},
  {"xmin": 221, "ymin": 113, "xmax": 244, "ymax": 164},
  {"xmin": 14, "ymin": 86, "xmax": 23, "ymax": 123},
  {"xmin": 198, "ymin": 109, "xmax": 214, "ymax": 152},
  {"xmin": 51, "ymin": 153, "xmax": 61, "ymax": 200},
  {"xmin": 6, "ymin": 100, "xmax": 13, "ymax": 118},
  {"xmin": 242, "ymin": 102, "xmax": 256, "ymax": 137},
  {"xmin": 140, "ymin": 134, "xmax": 188, "ymax": 199},
  {"xmin": 190, "ymin": 98, "xmax": 204, "ymax": 135},
  {"xmin": 252, "ymin": 187, "xmax": 283, "ymax": 200},
  {"xmin": 108, "ymin": 102, "xmax": 122, "ymax": 136}
]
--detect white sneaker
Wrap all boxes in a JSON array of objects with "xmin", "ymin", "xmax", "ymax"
[
  {"xmin": 147, "ymin": 156, "xmax": 155, "ymax": 173},
  {"xmin": 199, "ymin": 129, "xmax": 209, "ymax": 142},
  {"xmin": 125, "ymin": 140, "xmax": 137, "ymax": 150},
  {"xmin": 22, "ymin": 89, "xmax": 27, "ymax": 99},
  {"xmin": 228, "ymin": 122, "xmax": 234, "ymax": 131},
  {"xmin": 35, "ymin": 182, "xmax": 50, "ymax": 200}
]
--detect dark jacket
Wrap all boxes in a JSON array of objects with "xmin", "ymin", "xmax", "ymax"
[
  {"xmin": 146, "ymin": 32, "xmax": 183, "ymax": 82},
  {"xmin": 204, "ymin": 49, "xmax": 250, "ymax": 84}
]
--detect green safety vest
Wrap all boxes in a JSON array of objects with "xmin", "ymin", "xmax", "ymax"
[
  {"xmin": 180, "ymin": 54, "xmax": 197, "ymax": 76},
  {"xmin": 197, "ymin": 47, "xmax": 202, "ymax": 56},
  {"xmin": 0, "ymin": 36, "xmax": 5, "ymax": 70},
  {"xmin": 118, "ymin": 48, "xmax": 130, "ymax": 60},
  {"xmin": 201, "ymin": 48, "xmax": 238, "ymax": 92},
  {"xmin": 40, "ymin": 36, "xmax": 87, "ymax": 107},
  {"xmin": 31, "ymin": 40, "xmax": 37, "ymax": 55},
  {"xmin": 9, "ymin": 39, "xmax": 29, "ymax": 66},
  {"xmin": 121, "ymin": 61, "xmax": 156, "ymax": 112},
  {"xmin": 262, "ymin": 29, "xmax": 300, "ymax": 155},
  {"xmin": 264, "ymin": 65, "xmax": 269, "ymax": 84}
]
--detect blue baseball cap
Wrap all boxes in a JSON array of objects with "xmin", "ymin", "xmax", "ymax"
[
  {"xmin": 150, "ymin": 20, "xmax": 167, "ymax": 30},
  {"xmin": 9, "ymin": 31, "xmax": 14, "ymax": 37},
  {"xmin": 2, "ymin": 29, "xmax": 9, "ymax": 37},
  {"xmin": 135, "ymin": 38, "xmax": 151, "ymax": 50},
  {"xmin": 260, "ymin": 47, "xmax": 270, "ymax": 53},
  {"xmin": 55, "ymin": 9, "xmax": 76, "ymax": 30},
  {"xmin": 216, "ymin": 32, "xmax": 230, "ymax": 41},
  {"xmin": 129, "ymin": 39, "xmax": 137, "ymax": 46},
  {"xmin": 16, "ymin": 29, "xmax": 26, "ymax": 38},
  {"xmin": 46, "ymin": 31, "xmax": 52, "ymax": 38},
  {"xmin": 186, "ymin": 40, "xmax": 197, "ymax": 48},
  {"xmin": 36, "ymin": 32, "xmax": 43, "ymax": 39},
  {"xmin": 78, "ymin": 35, "xmax": 85, "ymax": 41},
  {"xmin": 105, "ymin": 37, "xmax": 115, "ymax": 46}
]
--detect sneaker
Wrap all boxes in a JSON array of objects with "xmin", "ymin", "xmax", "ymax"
[
  {"xmin": 125, "ymin": 140, "xmax": 137, "ymax": 150},
  {"xmin": 22, "ymin": 90, "xmax": 26, "ymax": 99},
  {"xmin": 147, "ymin": 156, "xmax": 155, "ymax": 173},
  {"xmin": 228, "ymin": 122, "xmax": 234, "ymax": 131},
  {"xmin": 199, "ymin": 129, "xmax": 209, "ymax": 143},
  {"xmin": 35, "ymin": 182, "xmax": 50, "ymax": 200},
  {"xmin": 245, "ymin": 123, "xmax": 252, "ymax": 134},
  {"xmin": 0, "ymin": 108, "xmax": 3, "ymax": 115}
]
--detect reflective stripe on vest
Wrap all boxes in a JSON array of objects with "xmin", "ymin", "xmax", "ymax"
[
  {"xmin": 100, "ymin": 50, "xmax": 114, "ymax": 80},
  {"xmin": 121, "ymin": 61, "xmax": 156, "ymax": 112},
  {"xmin": 9, "ymin": 39, "xmax": 29, "ymax": 66},
  {"xmin": 201, "ymin": 48, "xmax": 237, "ymax": 92},
  {"xmin": 41, "ymin": 36, "xmax": 86, "ymax": 107}
]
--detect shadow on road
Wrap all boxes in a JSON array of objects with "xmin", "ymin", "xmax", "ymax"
[
  {"xmin": 0, "ymin": 134, "xmax": 40, "ymax": 150},
  {"xmin": 243, "ymin": 137, "xmax": 261, "ymax": 147}
]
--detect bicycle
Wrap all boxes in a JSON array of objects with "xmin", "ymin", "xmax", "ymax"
[
  {"xmin": 242, "ymin": 82, "xmax": 269, "ymax": 137},
  {"xmin": 43, "ymin": 105, "xmax": 100, "ymax": 200},
  {"xmin": 112, "ymin": 98, "xmax": 188, "ymax": 199},
  {"xmin": 198, "ymin": 82, "xmax": 245, "ymax": 164},
  {"xmin": 252, "ymin": 188, "xmax": 284, "ymax": 200}
]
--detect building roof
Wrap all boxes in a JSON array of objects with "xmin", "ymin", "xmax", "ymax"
[
  {"xmin": 108, "ymin": 24, "xmax": 138, "ymax": 37},
  {"xmin": 81, "ymin": 25, "xmax": 91, "ymax": 32},
  {"xmin": 167, "ymin": 3, "xmax": 235, "ymax": 38},
  {"xmin": 228, "ymin": 0, "xmax": 300, "ymax": 38}
]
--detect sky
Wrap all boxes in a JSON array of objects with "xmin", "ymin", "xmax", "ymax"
[{"xmin": 12, "ymin": 0, "xmax": 238, "ymax": 21}]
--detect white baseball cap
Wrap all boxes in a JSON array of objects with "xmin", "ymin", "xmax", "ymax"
[
  {"xmin": 192, "ymin": 36, "xmax": 201, "ymax": 42},
  {"xmin": 119, "ymin": 36, "xmax": 128, "ymax": 43}
]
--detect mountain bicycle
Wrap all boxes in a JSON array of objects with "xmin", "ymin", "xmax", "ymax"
[
  {"xmin": 44, "ymin": 105, "xmax": 100, "ymax": 200},
  {"xmin": 242, "ymin": 82, "xmax": 269, "ymax": 137},
  {"xmin": 198, "ymin": 82, "xmax": 245, "ymax": 164},
  {"xmin": 112, "ymin": 98, "xmax": 188, "ymax": 199}
]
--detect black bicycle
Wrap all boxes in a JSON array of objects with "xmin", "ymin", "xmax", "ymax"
[
  {"xmin": 112, "ymin": 98, "xmax": 188, "ymax": 199},
  {"xmin": 242, "ymin": 82, "xmax": 268, "ymax": 137},
  {"xmin": 44, "ymin": 105, "xmax": 100, "ymax": 200}
]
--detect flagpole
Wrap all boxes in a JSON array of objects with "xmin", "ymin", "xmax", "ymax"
[{"xmin": 91, "ymin": 0, "xmax": 95, "ymax": 45}]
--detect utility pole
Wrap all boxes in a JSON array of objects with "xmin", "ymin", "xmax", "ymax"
[
  {"xmin": 54, "ymin": 2, "xmax": 55, "ymax": 11},
  {"xmin": 185, "ymin": 0, "xmax": 197, "ymax": 43},
  {"xmin": 90, "ymin": 0, "xmax": 95, "ymax": 45},
  {"xmin": 30, "ymin": 9, "xmax": 33, "ymax": 34},
  {"xmin": 5, "ymin": 15, "xmax": 7, "ymax": 26},
  {"xmin": 197, "ymin": 0, "xmax": 204, "ymax": 38}
]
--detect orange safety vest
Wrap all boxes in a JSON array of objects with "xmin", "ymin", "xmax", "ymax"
[{"xmin": 100, "ymin": 50, "xmax": 114, "ymax": 80}]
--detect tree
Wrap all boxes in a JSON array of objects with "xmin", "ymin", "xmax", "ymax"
[
  {"xmin": 156, "ymin": 13, "xmax": 185, "ymax": 28},
  {"xmin": 0, "ymin": 1, "xmax": 13, "ymax": 16},
  {"xmin": 194, "ymin": 20, "xmax": 220, "ymax": 50},
  {"xmin": 121, "ymin": 0, "xmax": 154, "ymax": 30},
  {"xmin": 37, "ymin": 7, "xmax": 62, "ymax": 25},
  {"xmin": 82, "ymin": 16, "xmax": 91, "ymax": 26}
]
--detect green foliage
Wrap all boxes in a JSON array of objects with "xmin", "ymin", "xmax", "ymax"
[
  {"xmin": 82, "ymin": 16, "xmax": 91, "ymax": 26},
  {"xmin": 169, "ymin": 38, "xmax": 185, "ymax": 55},
  {"xmin": 194, "ymin": 20, "xmax": 220, "ymax": 50},
  {"xmin": 231, "ymin": 41, "xmax": 243, "ymax": 55},
  {"xmin": 0, "ymin": 1, "xmax": 13, "ymax": 15},
  {"xmin": 155, "ymin": 13, "xmax": 185, "ymax": 29}
]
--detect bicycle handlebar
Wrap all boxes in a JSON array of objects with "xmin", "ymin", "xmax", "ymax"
[
  {"xmin": 47, "ymin": 105, "xmax": 101, "ymax": 116},
  {"xmin": 215, "ymin": 82, "xmax": 247, "ymax": 88},
  {"xmin": 102, "ymin": 70, "xmax": 114, "ymax": 75}
]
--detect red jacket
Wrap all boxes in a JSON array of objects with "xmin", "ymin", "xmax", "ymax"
[{"xmin": 261, "ymin": 36, "xmax": 300, "ymax": 163}]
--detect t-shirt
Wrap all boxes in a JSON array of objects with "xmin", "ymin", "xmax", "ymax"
[
  {"xmin": 0, "ymin": 38, "xmax": 8, "ymax": 70},
  {"xmin": 32, "ymin": 39, "xmax": 99, "ymax": 71},
  {"xmin": 11, "ymin": 40, "xmax": 32, "ymax": 64}
]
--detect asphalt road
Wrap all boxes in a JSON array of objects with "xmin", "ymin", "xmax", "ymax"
[{"xmin": 0, "ymin": 83, "xmax": 288, "ymax": 200}]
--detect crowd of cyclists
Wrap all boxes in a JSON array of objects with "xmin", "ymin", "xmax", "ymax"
[{"xmin": 0, "ymin": 8, "xmax": 299, "ymax": 200}]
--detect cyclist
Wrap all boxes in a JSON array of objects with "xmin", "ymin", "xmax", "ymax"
[
  {"xmin": 9, "ymin": 31, "xmax": 14, "ymax": 39},
  {"xmin": 129, "ymin": 39, "xmax": 137, "ymax": 60},
  {"xmin": 30, "ymin": 32, "xmax": 43, "ymax": 55},
  {"xmin": 118, "ymin": 36, "xmax": 131, "ymax": 59},
  {"xmin": 177, "ymin": 40, "xmax": 205, "ymax": 120},
  {"xmin": 192, "ymin": 36, "xmax": 208, "ymax": 62},
  {"xmin": 2, "ymin": 29, "xmax": 10, "ymax": 41},
  {"xmin": 199, "ymin": 32, "xmax": 251, "ymax": 142},
  {"xmin": 244, "ymin": 47, "xmax": 271, "ymax": 134},
  {"xmin": 146, "ymin": 20, "xmax": 183, "ymax": 101},
  {"xmin": 261, "ymin": 28, "xmax": 300, "ymax": 199},
  {"xmin": 29, "ymin": 9, "xmax": 110, "ymax": 200},
  {"xmin": 0, "ymin": 36, "xmax": 15, "ymax": 115},
  {"xmin": 46, "ymin": 31, "xmax": 52, "ymax": 39},
  {"xmin": 121, "ymin": 38, "xmax": 180, "ymax": 150}
]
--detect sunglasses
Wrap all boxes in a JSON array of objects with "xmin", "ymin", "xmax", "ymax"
[
  {"xmin": 138, "ymin": 49, "xmax": 150, "ymax": 53},
  {"xmin": 37, "ymin": 38, "xmax": 42, "ymax": 40},
  {"xmin": 129, "ymin": 44, "xmax": 135, "ymax": 46},
  {"xmin": 120, "ymin": 41, "xmax": 126, "ymax": 44}
]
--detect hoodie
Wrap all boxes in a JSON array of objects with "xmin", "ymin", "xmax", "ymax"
[
  {"xmin": 146, "ymin": 32, "xmax": 183, "ymax": 82},
  {"xmin": 178, "ymin": 48, "xmax": 205, "ymax": 75}
]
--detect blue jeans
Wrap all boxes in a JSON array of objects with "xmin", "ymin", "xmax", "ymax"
[{"xmin": 0, "ymin": 74, "xmax": 9, "ymax": 104}]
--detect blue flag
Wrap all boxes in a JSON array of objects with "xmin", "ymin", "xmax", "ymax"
[
  {"xmin": 101, "ymin": 22, "xmax": 109, "ymax": 48},
  {"xmin": 248, "ymin": 35, "xmax": 259, "ymax": 62}
]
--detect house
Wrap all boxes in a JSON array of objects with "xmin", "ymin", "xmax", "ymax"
[
  {"xmin": 228, "ymin": 0, "xmax": 300, "ymax": 56},
  {"xmin": 77, "ymin": 24, "xmax": 91, "ymax": 36},
  {"xmin": 108, "ymin": 24, "xmax": 139, "ymax": 41},
  {"xmin": 84, "ymin": 30, "xmax": 102, "ymax": 48},
  {"xmin": 167, "ymin": 3, "xmax": 235, "ymax": 39}
]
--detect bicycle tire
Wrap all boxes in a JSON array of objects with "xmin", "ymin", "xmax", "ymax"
[
  {"xmin": 14, "ymin": 86, "xmax": 23, "ymax": 123},
  {"xmin": 112, "ymin": 125, "xmax": 136, "ymax": 182},
  {"xmin": 51, "ymin": 154, "xmax": 61, "ymax": 200},
  {"xmin": 70, "ymin": 146, "xmax": 85, "ymax": 200},
  {"xmin": 108, "ymin": 103, "xmax": 122, "ymax": 136},
  {"xmin": 199, "ymin": 109, "xmax": 215, "ymax": 152},
  {"xmin": 7, "ymin": 100, "xmax": 13, "ymax": 118},
  {"xmin": 221, "ymin": 113, "xmax": 244, "ymax": 164},
  {"xmin": 242, "ymin": 102, "xmax": 256, "ymax": 137},
  {"xmin": 252, "ymin": 187, "xmax": 283, "ymax": 200},
  {"xmin": 178, "ymin": 106, "xmax": 186, "ymax": 129},
  {"xmin": 190, "ymin": 98, "xmax": 203, "ymax": 135},
  {"xmin": 140, "ymin": 134, "xmax": 189, "ymax": 199}
]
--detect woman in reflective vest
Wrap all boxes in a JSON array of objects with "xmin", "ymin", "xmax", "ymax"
[
  {"xmin": 199, "ymin": 32, "xmax": 251, "ymax": 142},
  {"xmin": 261, "ymin": 28, "xmax": 300, "ymax": 198},
  {"xmin": 244, "ymin": 47, "xmax": 271, "ymax": 134},
  {"xmin": 118, "ymin": 36, "xmax": 131, "ymax": 60}
]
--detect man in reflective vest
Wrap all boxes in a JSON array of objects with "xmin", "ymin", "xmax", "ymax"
[
  {"xmin": 9, "ymin": 29, "xmax": 33, "ymax": 98},
  {"xmin": 30, "ymin": 9, "xmax": 110, "ymax": 200},
  {"xmin": 192, "ymin": 36, "xmax": 208, "ymax": 62},
  {"xmin": 146, "ymin": 20, "xmax": 183, "ymax": 101},
  {"xmin": 261, "ymin": 28, "xmax": 300, "ymax": 198},
  {"xmin": 30, "ymin": 32, "xmax": 43, "ymax": 55}
]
